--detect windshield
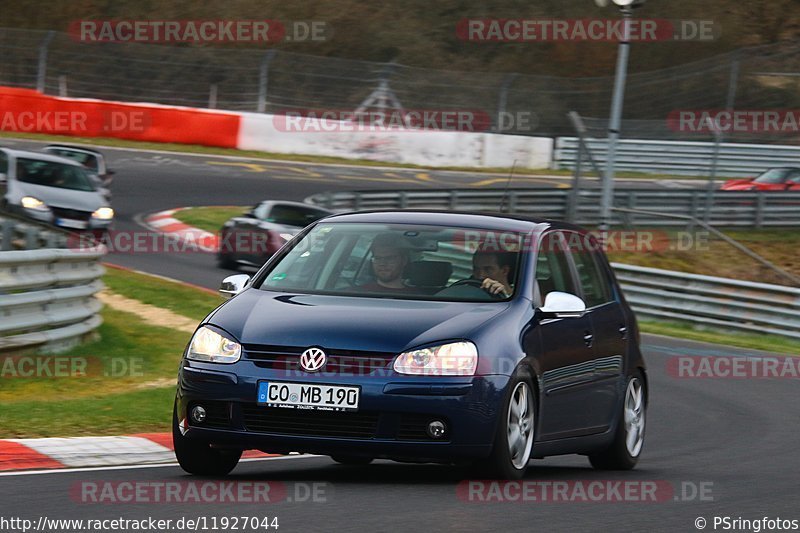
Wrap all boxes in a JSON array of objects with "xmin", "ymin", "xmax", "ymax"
[
  {"xmin": 46, "ymin": 149, "xmax": 99, "ymax": 171},
  {"xmin": 16, "ymin": 158, "xmax": 96, "ymax": 191},
  {"xmin": 255, "ymin": 222, "xmax": 524, "ymax": 302},
  {"xmin": 754, "ymin": 169, "xmax": 790, "ymax": 184}
]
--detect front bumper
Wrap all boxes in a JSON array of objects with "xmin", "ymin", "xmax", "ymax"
[{"xmin": 176, "ymin": 360, "xmax": 511, "ymax": 462}]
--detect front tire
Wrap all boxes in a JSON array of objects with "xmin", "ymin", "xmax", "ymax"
[
  {"xmin": 173, "ymin": 403, "xmax": 242, "ymax": 476},
  {"xmin": 589, "ymin": 372, "xmax": 647, "ymax": 470},
  {"xmin": 477, "ymin": 367, "xmax": 536, "ymax": 480}
]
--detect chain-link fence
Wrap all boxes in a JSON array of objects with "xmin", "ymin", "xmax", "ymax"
[{"xmin": 2, "ymin": 27, "xmax": 800, "ymax": 139}]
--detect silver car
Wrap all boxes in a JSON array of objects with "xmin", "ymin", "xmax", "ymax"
[{"xmin": 0, "ymin": 148, "xmax": 114, "ymax": 231}]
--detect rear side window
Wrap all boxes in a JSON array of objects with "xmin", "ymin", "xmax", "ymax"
[
  {"xmin": 566, "ymin": 234, "xmax": 613, "ymax": 308},
  {"xmin": 534, "ymin": 232, "xmax": 578, "ymax": 305},
  {"xmin": 0, "ymin": 152, "xmax": 7, "ymax": 173}
]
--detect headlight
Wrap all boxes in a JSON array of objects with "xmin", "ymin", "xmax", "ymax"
[
  {"xmin": 393, "ymin": 341, "xmax": 478, "ymax": 376},
  {"xmin": 21, "ymin": 196, "xmax": 49, "ymax": 212},
  {"xmin": 186, "ymin": 326, "xmax": 241, "ymax": 364},
  {"xmin": 92, "ymin": 207, "xmax": 114, "ymax": 220}
]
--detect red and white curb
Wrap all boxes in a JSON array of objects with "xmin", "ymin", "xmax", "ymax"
[
  {"xmin": 0, "ymin": 433, "xmax": 275, "ymax": 472},
  {"xmin": 144, "ymin": 208, "xmax": 220, "ymax": 252}
]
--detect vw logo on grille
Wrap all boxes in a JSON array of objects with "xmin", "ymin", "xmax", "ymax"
[{"xmin": 300, "ymin": 347, "xmax": 327, "ymax": 372}]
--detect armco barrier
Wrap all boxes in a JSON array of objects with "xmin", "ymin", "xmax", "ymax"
[
  {"xmin": 0, "ymin": 86, "xmax": 240, "ymax": 147},
  {"xmin": 306, "ymin": 188, "xmax": 800, "ymax": 227},
  {"xmin": 303, "ymin": 191, "xmax": 800, "ymax": 339},
  {"xmin": 554, "ymin": 137, "xmax": 800, "ymax": 178},
  {"xmin": 0, "ymin": 247, "xmax": 106, "ymax": 353},
  {"xmin": 0, "ymin": 212, "xmax": 106, "ymax": 353},
  {"xmin": 612, "ymin": 263, "xmax": 800, "ymax": 340}
]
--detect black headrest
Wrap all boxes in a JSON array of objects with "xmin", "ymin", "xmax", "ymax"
[{"xmin": 404, "ymin": 261, "xmax": 453, "ymax": 288}]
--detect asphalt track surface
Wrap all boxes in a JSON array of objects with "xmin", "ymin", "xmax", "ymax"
[
  {"xmin": 1, "ymin": 139, "xmax": 796, "ymax": 532},
  {"xmin": 3, "ymin": 138, "xmax": 707, "ymax": 289}
]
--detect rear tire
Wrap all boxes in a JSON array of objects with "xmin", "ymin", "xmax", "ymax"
[
  {"xmin": 476, "ymin": 367, "xmax": 536, "ymax": 480},
  {"xmin": 589, "ymin": 371, "xmax": 647, "ymax": 470},
  {"xmin": 172, "ymin": 402, "xmax": 242, "ymax": 476},
  {"xmin": 331, "ymin": 455, "xmax": 373, "ymax": 465}
]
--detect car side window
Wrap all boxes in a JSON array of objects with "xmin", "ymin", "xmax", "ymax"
[
  {"xmin": 534, "ymin": 232, "xmax": 578, "ymax": 306},
  {"xmin": 566, "ymin": 234, "xmax": 612, "ymax": 308},
  {"xmin": 0, "ymin": 152, "xmax": 7, "ymax": 174},
  {"xmin": 253, "ymin": 203, "xmax": 270, "ymax": 220},
  {"xmin": 788, "ymin": 171, "xmax": 800, "ymax": 184}
]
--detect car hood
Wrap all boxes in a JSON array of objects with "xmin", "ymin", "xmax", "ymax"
[
  {"xmin": 207, "ymin": 289, "xmax": 509, "ymax": 354},
  {"xmin": 15, "ymin": 182, "xmax": 107, "ymax": 211}
]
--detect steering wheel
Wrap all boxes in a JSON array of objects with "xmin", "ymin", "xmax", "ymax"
[{"xmin": 448, "ymin": 279, "xmax": 506, "ymax": 299}]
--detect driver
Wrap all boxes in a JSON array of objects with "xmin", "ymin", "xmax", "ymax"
[{"xmin": 472, "ymin": 249, "xmax": 514, "ymax": 297}]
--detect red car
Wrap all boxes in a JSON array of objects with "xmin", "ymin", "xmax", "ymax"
[{"xmin": 721, "ymin": 168, "xmax": 800, "ymax": 191}]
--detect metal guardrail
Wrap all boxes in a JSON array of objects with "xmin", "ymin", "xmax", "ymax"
[
  {"xmin": 1, "ymin": 214, "xmax": 69, "ymax": 251},
  {"xmin": 0, "ymin": 213, "xmax": 105, "ymax": 353},
  {"xmin": 554, "ymin": 137, "xmax": 800, "ymax": 178},
  {"xmin": 305, "ymin": 191, "xmax": 800, "ymax": 340},
  {"xmin": 0, "ymin": 247, "xmax": 106, "ymax": 353},
  {"xmin": 307, "ymin": 188, "xmax": 800, "ymax": 227},
  {"xmin": 612, "ymin": 263, "xmax": 800, "ymax": 340}
]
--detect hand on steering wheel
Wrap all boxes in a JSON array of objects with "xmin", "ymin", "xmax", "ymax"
[{"xmin": 449, "ymin": 278, "xmax": 508, "ymax": 299}]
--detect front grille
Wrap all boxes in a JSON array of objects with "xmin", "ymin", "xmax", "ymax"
[
  {"xmin": 188, "ymin": 401, "xmax": 231, "ymax": 430},
  {"xmin": 397, "ymin": 414, "xmax": 449, "ymax": 441},
  {"xmin": 51, "ymin": 207, "xmax": 92, "ymax": 221},
  {"xmin": 242, "ymin": 344, "xmax": 393, "ymax": 375},
  {"xmin": 242, "ymin": 404, "xmax": 379, "ymax": 439}
]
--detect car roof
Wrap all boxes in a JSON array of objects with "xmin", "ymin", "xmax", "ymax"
[
  {"xmin": 0, "ymin": 147, "xmax": 84, "ymax": 166},
  {"xmin": 321, "ymin": 209, "xmax": 586, "ymax": 234},
  {"xmin": 260, "ymin": 200, "xmax": 332, "ymax": 211},
  {"xmin": 44, "ymin": 144, "xmax": 104, "ymax": 156}
]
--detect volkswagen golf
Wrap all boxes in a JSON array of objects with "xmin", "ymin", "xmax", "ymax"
[{"xmin": 173, "ymin": 211, "xmax": 647, "ymax": 479}]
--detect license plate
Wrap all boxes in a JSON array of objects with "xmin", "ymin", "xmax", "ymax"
[
  {"xmin": 257, "ymin": 381, "xmax": 360, "ymax": 412},
  {"xmin": 56, "ymin": 218, "xmax": 88, "ymax": 229}
]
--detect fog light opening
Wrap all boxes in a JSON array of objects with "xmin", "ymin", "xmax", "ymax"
[
  {"xmin": 191, "ymin": 405, "xmax": 207, "ymax": 424},
  {"xmin": 427, "ymin": 420, "xmax": 446, "ymax": 439}
]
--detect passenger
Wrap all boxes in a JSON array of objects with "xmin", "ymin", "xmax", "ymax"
[{"xmin": 359, "ymin": 233, "xmax": 411, "ymax": 293}]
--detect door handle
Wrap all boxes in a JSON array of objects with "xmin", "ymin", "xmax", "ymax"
[
  {"xmin": 583, "ymin": 332, "xmax": 594, "ymax": 347},
  {"xmin": 619, "ymin": 325, "xmax": 628, "ymax": 339}
]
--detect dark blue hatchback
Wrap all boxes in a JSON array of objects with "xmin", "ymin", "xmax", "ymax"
[{"xmin": 173, "ymin": 211, "xmax": 647, "ymax": 479}]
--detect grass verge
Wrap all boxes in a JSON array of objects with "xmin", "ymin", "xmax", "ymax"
[
  {"xmin": 606, "ymin": 228, "xmax": 800, "ymax": 286},
  {"xmin": 639, "ymin": 320, "xmax": 800, "ymax": 355},
  {"xmin": 0, "ymin": 268, "xmax": 224, "ymax": 438},
  {"xmin": 102, "ymin": 266, "xmax": 221, "ymax": 321},
  {"xmin": 172, "ymin": 206, "xmax": 248, "ymax": 234}
]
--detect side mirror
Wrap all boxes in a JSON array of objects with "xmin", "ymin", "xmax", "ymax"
[
  {"xmin": 538, "ymin": 291, "xmax": 586, "ymax": 319},
  {"xmin": 219, "ymin": 274, "xmax": 251, "ymax": 299}
]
